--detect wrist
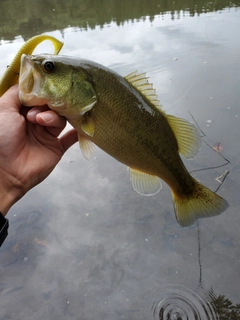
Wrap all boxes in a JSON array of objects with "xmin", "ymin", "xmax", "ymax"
[
  {"xmin": 0, "ymin": 173, "xmax": 24, "ymax": 216},
  {"xmin": 0, "ymin": 190, "xmax": 18, "ymax": 216}
]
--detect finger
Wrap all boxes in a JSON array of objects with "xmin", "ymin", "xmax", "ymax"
[
  {"xmin": 27, "ymin": 107, "xmax": 67, "ymax": 137},
  {"xmin": 27, "ymin": 105, "xmax": 50, "ymax": 123},
  {"xmin": 0, "ymin": 84, "xmax": 21, "ymax": 111},
  {"xmin": 36, "ymin": 110, "xmax": 67, "ymax": 137},
  {"xmin": 60, "ymin": 129, "xmax": 78, "ymax": 152}
]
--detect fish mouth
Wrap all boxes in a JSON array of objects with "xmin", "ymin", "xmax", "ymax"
[{"xmin": 19, "ymin": 54, "xmax": 45, "ymax": 106}]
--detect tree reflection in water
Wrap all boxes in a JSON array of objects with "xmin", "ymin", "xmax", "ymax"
[{"xmin": 193, "ymin": 222, "xmax": 240, "ymax": 320}]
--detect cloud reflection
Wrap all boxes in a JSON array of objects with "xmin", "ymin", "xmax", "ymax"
[{"xmin": 0, "ymin": 6, "xmax": 240, "ymax": 320}]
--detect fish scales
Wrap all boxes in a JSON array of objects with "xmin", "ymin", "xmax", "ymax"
[
  {"xmin": 19, "ymin": 54, "xmax": 229, "ymax": 227},
  {"xmin": 81, "ymin": 61, "xmax": 192, "ymax": 192}
]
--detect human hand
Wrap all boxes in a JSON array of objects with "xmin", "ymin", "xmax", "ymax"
[{"xmin": 0, "ymin": 85, "xmax": 78, "ymax": 215}]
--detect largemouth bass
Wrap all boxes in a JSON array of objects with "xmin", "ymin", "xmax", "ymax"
[
  {"xmin": 0, "ymin": 35, "xmax": 63, "ymax": 96},
  {"xmin": 19, "ymin": 54, "xmax": 229, "ymax": 227}
]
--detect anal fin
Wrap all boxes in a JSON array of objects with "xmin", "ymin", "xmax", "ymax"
[{"xmin": 129, "ymin": 168, "xmax": 162, "ymax": 196}]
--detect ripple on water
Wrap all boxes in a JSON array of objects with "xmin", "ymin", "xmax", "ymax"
[{"xmin": 152, "ymin": 285, "xmax": 219, "ymax": 320}]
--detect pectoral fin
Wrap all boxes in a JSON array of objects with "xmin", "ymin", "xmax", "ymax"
[
  {"xmin": 78, "ymin": 134, "xmax": 95, "ymax": 160},
  {"xmin": 129, "ymin": 168, "xmax": 162, "ymax": 196},
  {"xmin": 81, "ymin": 114, "xmax": 95, "ymax": 137}
]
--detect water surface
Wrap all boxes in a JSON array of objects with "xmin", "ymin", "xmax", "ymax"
[{"xmin": 0, "ymin": 1, "xmax": 240, "ymax": 319}]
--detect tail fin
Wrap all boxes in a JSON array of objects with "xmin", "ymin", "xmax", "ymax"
[{"xmin": 172, "ymin": 179, "xmax": 229, "ymax": 227}]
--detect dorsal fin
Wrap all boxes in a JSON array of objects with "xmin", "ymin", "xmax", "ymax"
[
  {"xmin": 125, "ymin": 71, "xmax": 163, "ymax": 112},
  {"xmin": 165, "ymin": 114, "xmax": 202, "ymax": 159}
]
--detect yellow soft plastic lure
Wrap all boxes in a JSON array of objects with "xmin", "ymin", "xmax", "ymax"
[{"xmin": 0, "ymin": 34, "xmax": 63, "ymax": 96}]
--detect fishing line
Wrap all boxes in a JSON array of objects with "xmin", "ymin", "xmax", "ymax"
[
  {"xmin": 189, "ymin": 110, "xmax": 230, "ymax": 192},
  {"xmin": 170, "ymin": 0, "xmax": 231, "ymax": 192},
  {"xmin": 196, "ymin": 220, "xmax": 202, "ymax": 286},
  {"xmin": 169, "ymin": 0, "xmax": 218, "ymax": 108}
]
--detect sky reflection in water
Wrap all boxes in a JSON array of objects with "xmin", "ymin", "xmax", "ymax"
[{"xmin": 0, "ymin": 1, "xmax": 240, "ymax": 319}]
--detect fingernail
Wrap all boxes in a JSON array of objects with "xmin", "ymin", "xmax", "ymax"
[
  {"xmin": 27, "ymin": 109, "xmax": 39, "ymax": 121},
  {"xmin": 38, "ymin": 113, "xmax": 53, "ymax": 123}
]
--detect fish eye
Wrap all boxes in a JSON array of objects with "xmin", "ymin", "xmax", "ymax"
[{"xmin": 42, "ymin": 60, "xmax": 55, "ymax": 73}]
